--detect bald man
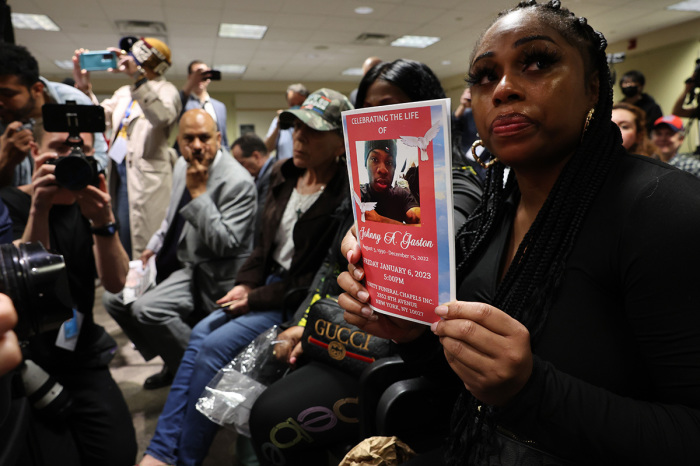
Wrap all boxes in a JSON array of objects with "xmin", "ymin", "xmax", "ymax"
[
  {"xmin": 103, "ymin": 109, "xmax": 257, "ymax": 389},
  {"xmin": 362, "ymin": 56, "xmax": 382, "ymax": 74},
  {"xmin": 350, "ymin": 56, "xmax": 383, "ymax": 106}
]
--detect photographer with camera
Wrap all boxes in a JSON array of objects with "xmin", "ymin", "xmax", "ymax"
[
  {"xmin": 73, "ymin": 38, "xmax": 181, "ymax": 260},
  {"xmin": 671, "ymin": 61, "xmax": 700, "ymax": 120},
  {"xmin": 0, "ymin": 124, "xmax": 136, "ymax": 465},
  {"xmin": 0, "ymin": 44, "xmax": 109, "ymax": 189}
]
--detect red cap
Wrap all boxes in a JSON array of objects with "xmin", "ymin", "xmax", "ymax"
[{"xmin": 653, "ymin": 115, "xmax": 684, "ymax": 133}]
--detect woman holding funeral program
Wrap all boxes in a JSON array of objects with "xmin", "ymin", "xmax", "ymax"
[
  {"xmin": 247, "ymin": 59, "xmax": 483, "ymax": 465},
  {"xmin": 338, "ymin": 1, "xmax": 700, "ymax": 464}
]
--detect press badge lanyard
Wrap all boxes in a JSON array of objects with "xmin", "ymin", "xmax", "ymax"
[
  {"xmin": 108, "ymin": 99, "xmax": 135, "ymax": 164},
  {"xmin": 56, "ymin": 308, "xmax": 84, "ymax": 352}
]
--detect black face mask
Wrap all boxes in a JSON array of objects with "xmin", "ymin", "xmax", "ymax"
[{"xmin": 622, "ymin": 85, "xmax": 639, "ymax": 98}]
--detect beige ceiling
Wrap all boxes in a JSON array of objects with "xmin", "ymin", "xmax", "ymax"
[{"xmin": 10, "ymin": 0, "xmax": 700, "ymax": 83}]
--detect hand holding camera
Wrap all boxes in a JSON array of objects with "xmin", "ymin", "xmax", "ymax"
[
  {"xmin": 113, "ymin": 50, "xmax": 141, "ymax": 78},
  {"xmin": 30, "ymin": 151, "xmax": 69, "ymax": 211},
  {"xmin": 188, "ymin": 66, "xmax": 210, "ymax": 86},
  {"xmin": 73, "ymin": 47, "xmax": 136, "ymax": 94},
  {"xmin": 0, "ymin": 121, "xmax": 34, "ymax": 169},
  {"xmin": 73, "ymin": 173, "xmax": 114, "ymax": 227},
  {"xmin": 31, "ymin": 145, "xmax": 111, "ymax": 224},
  {"xmin": 71, "ymin": 48, "xmax": 94, "ymax": 95},
  {"xmin": 183, "ymin": 66, "xmax": 221, "ymax": 97}
]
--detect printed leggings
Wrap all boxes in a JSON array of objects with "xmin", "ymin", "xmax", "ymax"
[{"xmin": 249, "ymin": 362, "xmax": 360, "ymax": 466}]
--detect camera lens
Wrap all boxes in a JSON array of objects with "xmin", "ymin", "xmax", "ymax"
[
  {"xmin": 53, "ymin": 149, "xmax": 96, "ymax": 191},
  {"xmin": 21, "ymin": 360, "xmax": 73, "ymax": 421},
  {"xmin": 0, "ymin": 243, "xmax": 74, "ymax": 340}
]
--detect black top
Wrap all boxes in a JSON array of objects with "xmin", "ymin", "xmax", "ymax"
[
  {"xmin": 403, "ymin": 153, "xmax": 700, "ymax": 464},
  {"xmin": 451, "ymin": 166, "xmax": 482, "ymax": 231},
  {"xmin": 235, "ymin": 158, "xmax": 350, "ymax": 312},
  {"xmin": 0, "ymin": 199, "xmax": 13, "ymax": 244},
  {"xmin": 454, "ymin": 109, "xmax": 478, "ymax": 155},
  {"xmin": 360, "ymin": 184, "xmax": 419, "ymax": 223},
  {"xmin": 632, "ymin": 93, "xmax": 663, "ymax": 134}
]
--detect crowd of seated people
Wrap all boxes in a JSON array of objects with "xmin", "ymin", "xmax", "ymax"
[{"xmin": 2, "ymin": 1, "xmax": 700, "ymax": 464}]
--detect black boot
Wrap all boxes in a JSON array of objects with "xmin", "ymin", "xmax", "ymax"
[{"xmin": 143, "ymin": 365, "xmax": 174, "ymax": 390}]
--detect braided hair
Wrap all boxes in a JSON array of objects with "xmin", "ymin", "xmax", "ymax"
[
  {"xmin": 449, "ymin": 1, "xmax": 625, "ymax": 462},
  {"xmin": 355, "ymin": 59, "xmax": 477, "ymax": 168}
]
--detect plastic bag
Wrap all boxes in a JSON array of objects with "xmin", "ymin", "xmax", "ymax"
[
  {"xmin": 196, "ymin": 325, "xmax": 287, "ymax": 437},
  {"xmin": 122, "ymin": 256, "xmax": 156, "ymax": 304},
  {"xmin": 339, "ymin": 436, "xmax": 416, "ymax": 466}
]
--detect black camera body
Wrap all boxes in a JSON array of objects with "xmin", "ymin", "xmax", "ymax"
[
  {"xmin": 20, "ymin": 119, "xmax": 34, "ymax": 133},
  {"xmin": 0, "ymin": 243, "xmax": 75, "ymax": 460},
  {"xmin": 685, "ymin": 59, "xmax": 700, "ymax": 105},
  {"xmin": 0, "ymin": 242, "xmax": 73, "ymax": 341},
  {"xmin": 202, "ymin": 69, "xmax": 221, "ymax": 81},
  {"xmin": 41, "ymin": 101, "xmax": 106, "ymax": 191},
  {"xmin": 45, "ymin": 146, "xmax": 101, "ymax": 191}
]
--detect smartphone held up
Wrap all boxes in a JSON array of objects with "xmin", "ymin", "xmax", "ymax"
[{"xmin": 78, "ymin": 50, "xmax": 118, "ymax": 71}]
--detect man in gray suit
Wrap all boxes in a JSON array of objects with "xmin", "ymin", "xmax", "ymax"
[{"xmin": 103, "ymin": 109, "xmax": 256, "ymax": 389}]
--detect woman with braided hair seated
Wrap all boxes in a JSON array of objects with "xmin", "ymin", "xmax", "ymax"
[
  {"xmin": 338, "ymin": 1, "xmax": 700, "ymax": 465},
  {"xmin": 248, "ymin": 59, "xmax": 483, "ymax": 466}
]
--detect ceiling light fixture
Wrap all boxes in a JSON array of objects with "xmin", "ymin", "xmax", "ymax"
[
  {"xmin": 218, "ymin": 23, "xmax": 268, "ymax": 39},
  {"xmin": 11, "ymin": 13, "xmax": 60, "ymax": 31},
  {"xmin": 342, "ymin": 67, "xmax": 364, "ymax": 76},
  {"xmin": 667, "ymin": 0, "xmax": 700, "ymax": 11},
  {"xmin": 54, "ymin": 60, "xmax": 74, "ymax": 70},
  {"xmin": 355, "ymin": 7, "xmax": 374, "ymax": 15},
  {"xmin": 391, "ymin": 35, "xmax": 440, "ymax": 48},
  {"xmin": 214, "ymin": 64, "xmax": 247, "ymax": 74}
]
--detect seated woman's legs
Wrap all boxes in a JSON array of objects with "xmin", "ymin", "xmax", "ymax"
[
  {"xmin": 249, "ymin": 362, "xmax": 360, "ymax": 466},
  {"xmin": 145, "ymin": 309, "xmax": 232, "ymax": 464},
  {"xmin": 176, "ymin": 308, "xmax": 285, "ymax": 466}
]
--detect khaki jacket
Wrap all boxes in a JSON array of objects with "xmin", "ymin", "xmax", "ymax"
[{"xmin": 99, "ymin": 77, "xmax": 181, "ymax": 257}]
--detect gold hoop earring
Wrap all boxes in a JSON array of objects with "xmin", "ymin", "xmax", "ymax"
[
  {"xmin": 583, "ymin": 108, "xmax": 595, "ymax": 135},
  {"xmin": 471, "ymin": 139, "xmax": 497, "ymax": 169}
]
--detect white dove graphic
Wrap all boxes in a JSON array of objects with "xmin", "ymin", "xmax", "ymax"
[
  {"xmin": 353, "ymin": 191, "xmax": 377, "ymax": 222},
  {"xmin": 399, "ymin": 120, "xmax": 441, "ymax": 161}
]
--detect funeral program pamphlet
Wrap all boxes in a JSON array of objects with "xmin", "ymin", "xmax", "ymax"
[{"xmin": 342, "ymin": 98, "xmax": 455, "ymax": 325}]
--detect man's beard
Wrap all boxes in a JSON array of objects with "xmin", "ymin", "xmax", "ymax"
[{"xmin": 0, "ymin": 94, "xmax": 36, "ymax": 125}]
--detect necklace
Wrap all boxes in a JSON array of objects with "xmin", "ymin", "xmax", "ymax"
[{"xmin": 293, "ymin": 186, "xmax": 324, "ymax": 219}]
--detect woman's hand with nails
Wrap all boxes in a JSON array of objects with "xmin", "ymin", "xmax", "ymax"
[
  {"xmin": 430, "ymin": 301, "xmax": 532, "ymax": 406},
  {"xmin": 337, "ymin": 226, "xmax": 426, "ymax": 343}
]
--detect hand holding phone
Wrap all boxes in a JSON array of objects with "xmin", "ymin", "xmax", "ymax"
[{"xmin": 202, "ymin": 69, "xmax": 221, "ymax": 81}]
